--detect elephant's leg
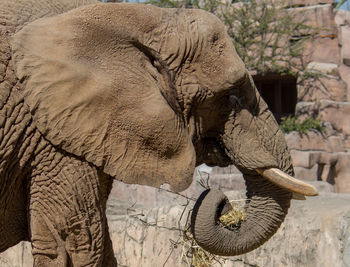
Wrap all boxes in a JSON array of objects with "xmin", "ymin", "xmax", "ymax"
[
  {"xmin": 30, "ymin": 211, "xmax": 68, "ymax": 266},
  {"xmin": 29, "ymin": 155, "xmax": 116, "ymax": 266},
  {"xmin": 0, "ymin": 173, "xmax": 28, "ymax": 252},
  {"xmin": 102, "ymin": 222, "xmax": 118, "ymax": 266}
]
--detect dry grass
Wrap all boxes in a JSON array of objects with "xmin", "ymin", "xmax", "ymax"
[
  {"xmin": 219, "ymin": 203, "xmax": 247, "ymax": 230},
  {"xmin": 181, "ymin": 203, "xmax": 247, "ymax": 267},
  {"xmin": 182, "ymin": 228, "xmax": 217, "ymax": 267}
]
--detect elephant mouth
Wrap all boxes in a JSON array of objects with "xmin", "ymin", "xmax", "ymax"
[{"xmin": 199, "ymin": 136, "xmax": 318, "ymax": 198}]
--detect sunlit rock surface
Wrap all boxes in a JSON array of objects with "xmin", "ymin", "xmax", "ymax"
[{"xmin": 1, "ymin": 191, "xmax": 350, "ymax": 267}]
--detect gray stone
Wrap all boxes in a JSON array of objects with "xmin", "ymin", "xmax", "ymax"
[
  {"xmin": 211, "ymin": 165, "xmax": 241, "ymax": 175},
  {"xmin": 233, "ymin": 192, "xmax": 350, "ymax": 267},
  {"xmin": 290, "ymin": 150, "xmax": 321, "ymax": 168},
  {"xmin": 313, "ymin": 37, "xmax": 340, "ymax": 65},
  {"xmin": 318, "ymin": 100, "xmax": 350, "ymax": 135},
  {"xmin": 335, "ymin": 9, "xmax": 350, "ymax": 27},
  {"xmin": 308, "ymin": 180, "xmax": 335, "ymax": 192},
  {"xmin": 322, "ymin": 121, "xmax": 338, "ymax": 136},
  {"xmin": 0, "ymin": 242, "xmax": 32, "ymax": 267},
  {"xmin": 256, "ymin": 0, "xmax": 334, "ymax": 8},
  {"xmin": 295, "ymin": 101, "xmax": 318, "ymax": 119},
  {"xmin": 288, "ymin": 4, "xmax": 337, "ymax": 36},
  {"xmin": 295, "ymin": 101, "xmax": 350, "ymax": 136},
  {"xmin": 110, "ymin": 172, "xmax": 245, "ymax": 208},
  {"xmin": 2, "ymin": 193, "xmax": 350, "ymax": 267},
  {"xmin": 286, "ymin": 131, "xmax": 346, "ymax": 152},
  {"xmin": 334, "ymin": 152, "xmax": 350, "ymax": 193},
  {"xmin": 338, "ymin": 64, "xmax": 350, "ymax": 102},
  {"xmin": 328, "ymin": 135, "xmax": 346, "ymax": 152},
  {"xmin": 307, "ymin": 62, "xmax": 338, "ymax": 73},
  {"xmin": 297, "ymin": 74, "xmax": 347, "ymax": 102},
  {"xmin": 302, "ymin": 34, "xmax": 340, "ymax": 65},
  {"xmin": 294, "ymin": 165, "xmax": 318, "ymax": 181},
  {"xmin": 340, "ymin": 25, "xmax": 350, "ymax": 67},
  {"xmin": 287, "ymin": 148, "xmax": 350, "ymax": 192},
  {"xmin": 318, "ymin": 151, "xmax": 339, "ymax": 165},
  {"xmin": 346, "ymin": 137, "xmax": 350, "ymax": 151}
]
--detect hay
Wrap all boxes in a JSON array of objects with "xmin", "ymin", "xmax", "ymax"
[
  {"xmin": 182, "ymin": 203, "xmax": 246, "ymax": 266},
  {"xmin": 182, "ymin": 229, "xmax": 216, "ymax": 267},
  {"xmin": 219, "ymin": 203, "xmax": 246, "ymax": 230}
]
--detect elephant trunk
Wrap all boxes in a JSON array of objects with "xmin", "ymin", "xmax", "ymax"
[
  {"xmin": 190, "ymin": 76, "xmax": 318, "ymax": 256},
  {"xmin": 191, "ymin": 175, "xmax": 291, "ymax": 256}
]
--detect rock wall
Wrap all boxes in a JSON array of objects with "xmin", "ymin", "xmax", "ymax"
[
  {"xmin": 1, "ymin": 192, "xmax": 350, "ymax": 267},
  {"xmin": 224, "ymin": 0, "xmax": 350, "ymax": 193},
  {"xmin": 286, "ymin": 3, "xmax": 350, "ymax": 193}
]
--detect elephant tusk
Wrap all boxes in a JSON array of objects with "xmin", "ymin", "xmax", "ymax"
[
  {"xmin": 256, "ymin": 168, "xmax": 318, "ymax": 197},
  {"xmin": 292, "ymin": 193, "xmax": 306, "ymax": 200}
]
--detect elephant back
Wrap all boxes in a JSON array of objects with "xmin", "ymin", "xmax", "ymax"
[
  {"xmin": 0, "ymin": 0, "xmax": 98, "ymax": 88},
  {"xmin": 0, "ymin": 0, "xmax": 98, "ymax": 35}
]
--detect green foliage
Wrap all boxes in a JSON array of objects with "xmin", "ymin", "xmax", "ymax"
[
  {"xmin": 147, "ymin": 0, "xmax": 219, "ymax": 10},
  {"xmin": 280, "ymin": 116, "xmax": 325, "ymax": 134},
  {"xmin": 335, "ymin": 0, "xmax": 347, "ymax": 9},
  {"xmin": 147, "ymin": 0, "xmax": 322, "ymax": 77},
  {"xmin": 221, "ymin": 0, "xmax": 321, "ymax": 76}
]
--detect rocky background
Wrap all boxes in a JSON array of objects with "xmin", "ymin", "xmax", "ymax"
[
  {"xmin": 290, "ymin": 2, "xmax": 350, "ymax": 193},
  {"xmin": 1, "ymin": 180, "xmax": 350, "ymax": 266}
]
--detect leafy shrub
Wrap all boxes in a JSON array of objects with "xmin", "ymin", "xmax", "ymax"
[{"xmin": 280, "ymin": 116, "xmax": 325, "ymax": 134}]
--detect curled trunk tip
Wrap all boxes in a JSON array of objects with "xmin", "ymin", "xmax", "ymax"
[{"xmin": 191, "ymin": 177, "xmax": 292, "ymax": 256}]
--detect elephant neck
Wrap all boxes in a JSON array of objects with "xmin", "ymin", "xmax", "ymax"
[
  {"xmin": 0, "ymin": 87, "xmax": 33, "ymax": 177},
  {"xmin": 0, "ymin": 82, "xmax": 61, "ymax": 184},
  {"xmin": 0, "ymin": 87, "xmax": 37, "ymax": 251}
]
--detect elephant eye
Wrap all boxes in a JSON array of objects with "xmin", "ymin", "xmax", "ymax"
[
  {"xmin": 229, "ymin": 94, "xmax": 238, "ymax": 102},
  {"xmin": 229, "ymin": 94, "xmax": 240, "ymax": 104},
  {"xmin": 228, "ymin": 94, "xmax": 243, "ymax": 109}
]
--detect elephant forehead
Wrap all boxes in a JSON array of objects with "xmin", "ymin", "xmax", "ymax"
[
  {"xmin": 194, "ymin": 46, "xmax": 246, "ymax": 96},
  {"xmin": 180, "ymin": 11, "xmax": 247, "ymax": 94}
]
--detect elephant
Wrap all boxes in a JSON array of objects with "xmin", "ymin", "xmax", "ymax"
[{"xmin": 0, "ymin": 0, "xmax": 318, "ymax": 266}]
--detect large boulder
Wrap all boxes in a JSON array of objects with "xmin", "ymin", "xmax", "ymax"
[
  {"xmin": 257, "ymin": 0, "xmax": 334, "ymax": 8},
  {"xmin": 297, "ymin": 73, "xmax": 347, "ymax": 103},
  {"xmin": 295, "ymin": 100, "xmax": 350, "ymax": 136},
  {"xmin": 286, "ymin": 131, "xmax": 346, "ymax": 152},
  {"xmin": 338, "ymin": 64, "xmax": 350, "ymax": 102},
  {"xmin": 318, "ymin": 100, "xmax": 350, "ymax": 135},
  {"xmin": 302, "ymin": 37, "xmax": 340, "ymax": 65},
  {"xmin": 289, "ymin": 4, "xmax": 337, "ymax": 35}
]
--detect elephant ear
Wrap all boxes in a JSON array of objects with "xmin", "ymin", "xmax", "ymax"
[{"xmin": 12, "ymin": 4, "xmax": 196, "ymax": 192}]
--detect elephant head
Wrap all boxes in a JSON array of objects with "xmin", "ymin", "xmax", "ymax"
[{"xmin": 11, "ymin": 3, "xmax": 317, "ymax": 256}]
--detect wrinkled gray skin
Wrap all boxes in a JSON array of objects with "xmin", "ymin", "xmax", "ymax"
[{"xmin": 0, "ymin": 1, "xmax": 293, "ymax": 266}]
